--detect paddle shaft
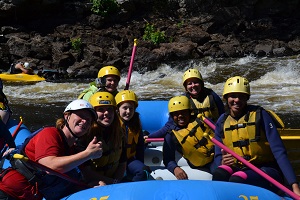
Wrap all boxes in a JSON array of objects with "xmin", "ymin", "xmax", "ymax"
[
  {"xmin": 10, "ymin": 117, "xmax": 23, "ymax": 141},
  {"xmin": 124, "ymin": 39, "xmax": 137, "ymax": 90},
  {"xmin": 145, "ymin": 138, "xmax": 164, "ymax": 143},
  {"xmin": 201, "ymin": 116, "xmax": 300, "ymax": 200},
  {"xmin": 13, "ymin": 154, "xmax": 90, "ymax": 189}
]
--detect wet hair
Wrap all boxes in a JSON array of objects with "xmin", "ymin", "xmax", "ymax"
[{"xmin": 56, "ymin": 112, "xmax": 71, "ymax": 129}]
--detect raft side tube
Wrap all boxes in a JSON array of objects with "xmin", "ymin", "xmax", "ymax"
[
  {"xmin": 63, "ymin": 180, "xmax": 293, "ymax": 200},
  {"xmin": 136, "ymin": 100, "xmax": 169, "ymax": 134}
]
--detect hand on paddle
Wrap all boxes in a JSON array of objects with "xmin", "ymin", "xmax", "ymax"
[
  {"xmin": 86, "ymin": 136, "xmax": 103, "ymax": 159},
  {"xmin": 221, "ymin": 149, "xmax": 235, "ymax": 166},
  {"xmin": 292, "ymin": 183, "xmax": 300, "ymax": 196}
]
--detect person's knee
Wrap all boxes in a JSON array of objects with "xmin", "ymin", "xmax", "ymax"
[
  {"xmin": 212, "ymin": 166, "xmax": 233, "ymax": 181},
  {"xmin": 229, "ymin": 171, "xmax": 247, "ymax": 183}
]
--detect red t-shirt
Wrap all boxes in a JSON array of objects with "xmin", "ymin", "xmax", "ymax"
[
  {"xmin": 25, "ymin": 127, "xmax": 67, "ymax": 161},
  {"xmin": 0, "ymin": 127, "xmax": 66, "ymax": 199}
]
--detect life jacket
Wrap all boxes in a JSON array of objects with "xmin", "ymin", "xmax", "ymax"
[
  {"xmin": 89, "ymin": 133, "xmax": 123, "ymax": 178},
  {"xmin": 221, "ymin": 106, "xmax": 276, "ymax": 166},
  {"xmin": 120, "ymin": 120, "xmax": 140, "ymax": 160},
  {"xmin": 186, "ymin": 88, "xmax": 219, "ymax": 122},
  {"xmin": 78, "ymin": 82, "xmax": 118, "ymax": 100},
  {"xmin": 172, "ymin": 118, "xmax": 214, "ymax": 168},
  {"xmin": 78, "ymin": 84, "xmax": 98, "ymax": 100},
  {"xmin": 9, "ymin": 127, "xmax": 83, "ymax": 200}
]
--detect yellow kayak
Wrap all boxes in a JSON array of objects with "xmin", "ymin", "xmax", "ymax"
[{"xmin": 0, "ymin": 73, "xmax": 45, "ymax": 82}]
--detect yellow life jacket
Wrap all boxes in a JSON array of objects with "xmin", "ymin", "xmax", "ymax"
[
  {"xmin": 222, "ymin": 108, "xmax": 275, "ymax": 166},
  {"xmin": 173, "ymin": 118, "xmax": 214, "ymax": 167},
  {"xmin": 120, "ymin": 120, "xmax": 140, "ymax": 159},
  {"xmin": 90, "ymin": 135, "xmax": 123, "ymax": 178},
  {"xmin": 189, "ymin": 90, "xmax": 220, "ymax": 122}
]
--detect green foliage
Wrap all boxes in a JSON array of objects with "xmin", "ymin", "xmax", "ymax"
[
  {"xmin": 143, "ymin": 23, "xmax": 166, "ymax": 45},
  {"xmin": 177, "ymin": 20, "xmax": 184, "ymax": 28},
  {"xmin": 90, "ymin": 0, "xmax": 120, "ymax": 16},
  {"xmin": 70, "ymin": 38, "xmax": 82, "ymax": 52}
]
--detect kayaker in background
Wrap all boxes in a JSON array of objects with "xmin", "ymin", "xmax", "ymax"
[
  {"xmin": 212, "ymin": 76, "xmax": 300, "ymax": 196},
  {"xmin": 77, "ymin": 92, "xmax": 126, "ymax": 185},
  {"xmin": 163, "ymin": 96, "xmax": 215, "ymax": 179},
  {"xmin": 0, "ymin": 79, "xmax": 12, "ymax": 124},
  {"xmin": 0, "ymin": 99, "xmax": 103, "ymax": 200},
  {"xmin": 78, "ymin": 66, "xmax": 121, "ymax": 101},
  {"xmin": 115, "ymin": 90, "xmax": 151, "ymax": 181},
  {"xmin": 10, "ymin": 62, "xmax": 34, "ymax": 75}
]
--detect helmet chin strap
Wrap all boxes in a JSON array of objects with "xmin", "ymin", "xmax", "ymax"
[{"xmin": 64, "ymin": 116, "xmax": 80, "ymax": 139}]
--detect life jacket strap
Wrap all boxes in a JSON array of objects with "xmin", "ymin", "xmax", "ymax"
[
  {"xmin": 10, "ymin": 158, "xmax": 43, "ymax": 185},
  {"xmin": 232, "ymin": 139, "xmax": 250, "ymax": 147}
]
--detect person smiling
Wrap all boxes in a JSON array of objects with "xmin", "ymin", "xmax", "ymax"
[
  {"xmin": 182, "ymin": 68, "xmax": 224, "ymax": 122},
  {"xmin": 78, "ymin": 66, "xmax": 121, "ymax": 101},
  {"xmin": 0, "ymin": 99, "xmax": 103, "ymax": 200},
  {"xmin": 77, "ymin": 91, "xmax": 126, "ymax": 185},
  {"xmin": 212, "ymin": 76, "xmax": 300, "ymax": 197},
  {"xmin": 163, "ymin": 96, "xmax": 215, "ymax": 179},
  {"xmin": 115, "ymin": 90, "xmax": 151, "ymax": 182}
]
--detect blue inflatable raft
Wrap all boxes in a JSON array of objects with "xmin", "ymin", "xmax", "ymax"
[
  {"xmin": 2, "ymin": 102, "xmax": 296, "ymax": 200},
  {"xmin": 136, "ymin": 100, "xmax": 169, "ymax": 134},
  {"xmin": 63, "ymin": 180, "xmax": 293, "ymax": 200}
]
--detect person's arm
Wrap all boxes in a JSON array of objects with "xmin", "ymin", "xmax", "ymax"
[
  {"xmin": 113, "ymin": 140, "xmax": 127, "ymax": 182},
  {"xmin": 0, "ymin": 120, "xmax": 16, "ymax": 149},
  {"xmin": 213, "ymin": 115, "xmax": 225, "ymax": 167},
  {"xmin": 148, "ymin": 116, "xmax": 173, "ymax": 138},
  {"xmin": 163, "ymin": 132, "xmax": 178, "ymax": 173},
  {"xmin": 81, "ymin": 165, "xmax": 115, "ymax": 186},
  {"xmin": 38, "ymin": 136, "xmax": 103, "ymax": 173},
  {"xmin": 15, "ymin": 63, "xmax": 30, "ymax": 74},
  {"xmin": 211, "ymin": 90, "xmax": 225, "ymax": 115},
  {"xmin": 262, "ymin": 110, "xmax": 299, "ymax": 186},
  {"xmin": 163, "ymin": 132, "xmax": 188, "ymax": 179},
  {"xmin": 135, "ymin": 129, "xmax": 145, "ymax": 162}
]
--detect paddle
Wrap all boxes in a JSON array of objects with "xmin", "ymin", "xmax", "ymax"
[
  {"xmin": 145, "ymin": 138, "xmax": 164, "ymax": 143},
  {"xmin": 199, "ymin": 115, "xmax": 300, "ymax": 200},
  {"xmin": 13, "ymin": 154, "xmax": 91, "ymax": 189},
  {"xmin": 124, "ymin": 39, "xmax": 137, "ymax": 90}
]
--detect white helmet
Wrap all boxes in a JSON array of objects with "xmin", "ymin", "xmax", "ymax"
[
  {"xmin": 64, "ymin": 99, "xmax": 97, "ymax": 119},
  {"xmin": 24, "ymin": 62, "xmax": 30, "ymax": 69}
]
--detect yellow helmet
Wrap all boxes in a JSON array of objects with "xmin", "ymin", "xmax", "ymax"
[
  {"xmin": 168, "ymin": 96, "xmax": 190, "ymax": 113},
  {"xmin": 97, "ymin": 66, "xmax": 120, "ymax": 79},
  {"xmin": 182, "ymin": 69, "xmax": 203, "ymax": 86},
  {"xmin": 223, "ymin": 76, "xmax": 250, "ymax": 99},
  {"xmin": 115, "ymin": 90, "xmax": 138, "ymax": 107},
  {"xmin": 89, "ymin": 91, "xmax": 116, "ymax": 107}
]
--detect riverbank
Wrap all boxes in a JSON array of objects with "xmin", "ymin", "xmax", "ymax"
[{"xmin": 1, "ymin": 0, "xmax": 300, "ymax": 79}]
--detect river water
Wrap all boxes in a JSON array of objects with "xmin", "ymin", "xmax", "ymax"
[{"xmin": 4, "ymin": 55, "xmax": 300, "ymax": 132}]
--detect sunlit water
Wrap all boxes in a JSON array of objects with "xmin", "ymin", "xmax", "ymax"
[{"xmin": 4, "ymin": 55, "xmax": 300, "ymax": 131}]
